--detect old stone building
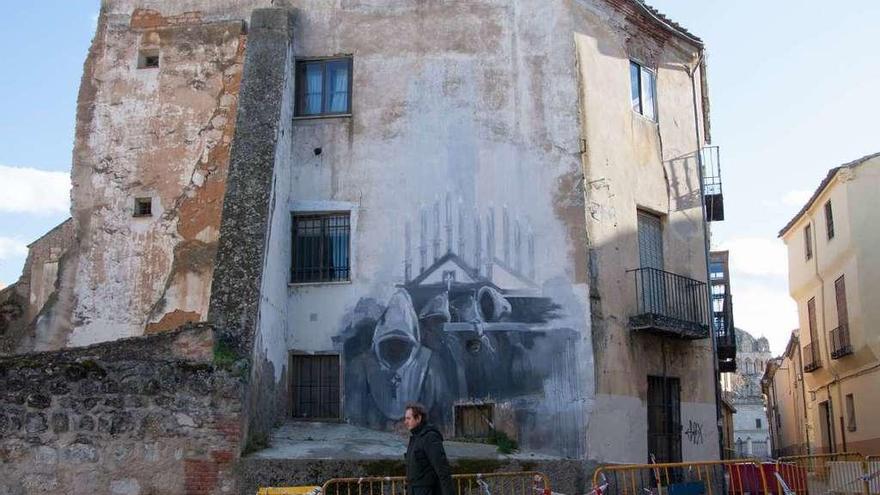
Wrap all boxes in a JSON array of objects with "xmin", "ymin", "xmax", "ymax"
[
  {"xmin": 1, "ymin": 1, "xmax": 725, "ymax": 492},
  {"xmin": 719, "ymin": 328, "xmax": 772, "ymax": 458}
]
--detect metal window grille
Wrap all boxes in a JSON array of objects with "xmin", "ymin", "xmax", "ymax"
[
  {"xmin": 291, "ymin": 354, "xmax": 341, "ymax": 420},
  {"xmin": 647, "ymin": 375, "xmax": 681, "ymax": 463},
  {"xmin": 291, "ymin": 213, "xmax": 351, "ymax": 283}
]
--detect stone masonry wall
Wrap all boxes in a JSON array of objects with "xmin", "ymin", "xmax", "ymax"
[{"xmin": 0, "ymin": 324, "xmax": 244, "ymax": 494}]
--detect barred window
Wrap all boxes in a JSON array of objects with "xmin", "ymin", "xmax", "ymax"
[{"xmin": 291, "ymin": 213, "xmax": 351, "ymax": 283}]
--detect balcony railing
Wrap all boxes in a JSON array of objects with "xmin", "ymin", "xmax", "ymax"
[
  {"xmin": 714, "ymin": 291, "xmax": 737, "ymax": 362},
  {"xmin": 702, "ymin": 146, "xmax": 725, "ymax": 222},
  {"xmin": 830, "ymin": 324, "xmax": 853, "ymax": 359},
  {"xmin": 803, "ymin": 342, "xmax": 821, "ymax": 372},
  {"xmin": 627, "ymin": 267, "xmax": 709, "ymax": 339}
]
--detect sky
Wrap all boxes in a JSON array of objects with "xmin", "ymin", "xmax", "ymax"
[{"xmin": 1, "ymin": 2, "xmax": 879, "ymax": 355}]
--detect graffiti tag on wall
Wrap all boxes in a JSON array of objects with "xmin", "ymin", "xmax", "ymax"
[{"xmin": 685, "ymin": 420, "xmax": 704, "ymax": 445}]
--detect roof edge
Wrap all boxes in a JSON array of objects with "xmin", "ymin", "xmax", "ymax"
[
  {"xmin": 778, "ymin": 151, "xmax": 880, "ymax": 238},
  {"xmin": 633, "ymin": 1, "xmax": 704, "ymax": 47}
]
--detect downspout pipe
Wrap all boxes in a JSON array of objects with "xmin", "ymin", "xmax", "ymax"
[{"xmin": 687, "ymin": 51, "xmax": 724, "ymax": 460}]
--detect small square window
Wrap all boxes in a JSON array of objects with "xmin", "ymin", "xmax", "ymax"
[
  {"xmin": 134, "ymin": 197, "xmax": 152, "ymax": 217},
  {"xmin": 295, "ymin": 58, "xmax": 352, "ymax": 117},
  {"xmin": 138, "ymin": 51, "xmax": 160, "ymax": 69},
  {"xmin": 630, "ymin": 61, "xmax": 657, "ymax": 121},
  {"xmin": 291, "ymin": 212, "xmax": 351, "ymax": 283},
  {"xmin": 756, "ymin": 418, "xmax": 762, "ymax": 429}
]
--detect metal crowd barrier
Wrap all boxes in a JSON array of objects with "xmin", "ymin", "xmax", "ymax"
[
  {"xmin": 775, "ymin": 453, "xmax": 869, "ymax": 495},
  {"xmin": 320, "ymin": 471, "xmax": 551, "ymax": 495},
  {"xmin": 867, "ymin": 457, "xmax": 880, "ymax": 494},
  {"xmin": 592, "ymin": 459, "xmax": 769, "ymax": 495}
]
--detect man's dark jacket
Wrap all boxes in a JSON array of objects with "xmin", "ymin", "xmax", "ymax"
[{"xmin": 406, "ymin": 422, "xmax": 454, "ymax": 495}]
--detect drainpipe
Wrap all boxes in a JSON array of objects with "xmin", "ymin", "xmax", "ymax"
[
  {"xmin": 688, "ymin": 51, "xmax": 724, "ymax": 461},
  {"xmin": 795, "ymin": 341, "xmax": 812, "ymax": 454}
]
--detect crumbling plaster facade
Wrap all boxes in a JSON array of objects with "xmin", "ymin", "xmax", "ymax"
[
  {"xmin": 0, "ymin": 219, "xmax": 75, "ymax": 354},
  {"xmin": 573, "ymin": 3, "xmax": 718, "ymax": 461},
  {"xmin": 65, "ymin": 7, "xmax": 248, "ymax": 346},
  {"xmin": 1, "ymin": 2, "xmax": 723, "ymax": 488}
]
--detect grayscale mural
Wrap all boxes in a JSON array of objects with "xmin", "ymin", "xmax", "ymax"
[{"xmin": 339, "ymin": 201, "xmax": 582, "ymax": 453}]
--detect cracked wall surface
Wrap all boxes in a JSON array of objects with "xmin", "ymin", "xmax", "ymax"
[
  {"xmin": 66, "ymin": 8, "xmax": 247, "ymax": 346},
  {"xmin": 0, "ymin": 220, "xmax": 75, "ymax": 355}
]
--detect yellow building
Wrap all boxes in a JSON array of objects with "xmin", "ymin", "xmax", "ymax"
[
  {"xmin": 763, "ymin": 332, "xmax": 810, "ymax": 457},
  {"xmin": 777, "ymin": 152, "xmax": 880, "ymax": 455}
]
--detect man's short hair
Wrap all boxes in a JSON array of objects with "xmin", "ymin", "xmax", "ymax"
[{"xmin": 405, "ymin": 402, "xmax": 428, "ymax": 421}]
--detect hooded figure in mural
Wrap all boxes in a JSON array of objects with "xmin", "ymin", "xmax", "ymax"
[{"xmin": 346, "ymin": 290, "xmax": 454, "ymax": 428}]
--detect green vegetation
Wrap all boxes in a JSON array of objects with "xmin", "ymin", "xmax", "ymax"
[{"xmin": 487, "ymin": 429, "xmax": 519, "ymax": 455}]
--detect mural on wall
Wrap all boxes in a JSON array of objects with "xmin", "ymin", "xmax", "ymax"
[{"xmin": 340, "ymin": 196, "xmax": 581, "ymax": 444}]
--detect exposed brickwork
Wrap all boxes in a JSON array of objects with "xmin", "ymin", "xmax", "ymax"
[
  {"xmin": 185, "ymin": 459, "xmax": 220, "ymax": 495},
  {"xmin": 130, "ymin": 9, "xmax": 203, "ymax": 29}
]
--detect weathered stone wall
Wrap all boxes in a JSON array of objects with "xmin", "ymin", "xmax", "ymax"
[
  {"xmin": 64, "ymin": 6, "xmax": 247, "ymax": 348},
  {"xmin": 0, "ymin": 325, "xmax": 244, "ymax": 494},
  {"xmin": 0, "ymin": 219, "xmax": 75, "ymax": 355},
  {"xmin": 207, "ymin": 7, "xmax": 297, "ymax": 448}
]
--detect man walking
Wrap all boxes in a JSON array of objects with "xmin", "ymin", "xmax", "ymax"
[{"xmin": 404, "ymin": 402, "xmax": 455, "ymax": 495}]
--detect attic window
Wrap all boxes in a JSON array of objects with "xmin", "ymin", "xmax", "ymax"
[
  {"xmin": 138, "ymin": 51, "xmax": 160, "ymax": 69},
  {"xmin": 134, "ymin": 197, "xmax": 153, "ymax": 217}
]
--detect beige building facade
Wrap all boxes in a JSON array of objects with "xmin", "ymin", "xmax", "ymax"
[
  {"xmin": 777, "ymin": 152, "xmax": 880, "ymax": 455},
  {"xmin": 764, "ymin": 331, "xmax": 811, "ymax": 457}
]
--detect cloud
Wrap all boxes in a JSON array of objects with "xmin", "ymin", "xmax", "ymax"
[
  {"xmin": 728, "ymin": 279, "xmax": 798, "ymax": 356},
  {"xmin": 782, "ymin": 189, "xmax": 812, "ymax": 207},
  {"xmin": 719, "ymin": 237, "xmax": 788, "ymax": 277},
  {"xmin": 0, "ymin": 237, "xmax": 28, "ymax": 260},
  {"xmin": 717, "ymin": 236, "xmax": 798, "ymax": 355},
  {"xmin": 0, "ymin": 165, "xmax": 70, "ymax": 215}
]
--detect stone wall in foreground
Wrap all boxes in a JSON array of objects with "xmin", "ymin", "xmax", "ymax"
[{"xmin": 0, "ymin": 324, "xmax": 244, "ymax": 494}]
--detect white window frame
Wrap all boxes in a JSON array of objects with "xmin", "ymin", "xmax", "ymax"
[{"xmin": 630, "ymin": 60, "xmax": 658, "ymax": 122}]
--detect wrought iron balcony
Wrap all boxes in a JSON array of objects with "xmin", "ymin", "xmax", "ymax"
[
  {"xmin": 714, "ymin": 291, "xmax": 736, "ymax": 362},
  {"xmin": 830, "ymin": 324, "xmax": 853, "ymax": 359},
  {"xmin": 702, "ymin": 146, "xmax": 724, "ymax": 222},
  {"xmin": 803, "ymin": 342, "xmax": 821, "ymax": 372},
  {"xmin": 627, "ymin": 267, "xmax": 709, "ymax": 339}
]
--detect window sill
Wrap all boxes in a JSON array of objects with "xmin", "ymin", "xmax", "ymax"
[
  {"xmin": 631, "ymin": 110, "xmax": 658, "ymax": 124},
  {"xmin": 293, "ymin": 114, "xmax": 352, "ymax": 121},
  {"xmin": 288, "ymin": 280, "xmax": 352, "ymax": 288}
]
